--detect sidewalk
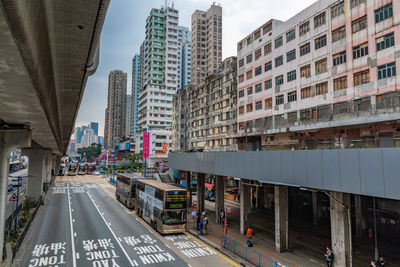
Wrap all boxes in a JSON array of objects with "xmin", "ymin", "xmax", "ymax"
[{"xmin": 189, "ymin": 197, "xmax": 325, "ymax": 267}]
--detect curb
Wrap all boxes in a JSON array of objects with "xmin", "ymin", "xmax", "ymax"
[{"xmin": 187, "ymin": 229, "xmax": 255, "ymax": 267}]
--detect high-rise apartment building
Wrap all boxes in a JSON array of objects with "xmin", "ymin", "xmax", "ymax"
[
  {"xmin": 105, "ymin": 70, "xmax": 127, "ymax": 150},
  {"xmin": 132, "ymin": 54, "xmax": 141, "ymax": 136},
  {"xmin": 172, "ymin": 85, "xmax": 190, "ymax": 152},
  {"xmin": 137, "ymin": 5, "xmax": 179, "ymax": 164},
  {"xmin": 191, "ymin": 4, "xmax": 222, "ymax": 84},
  {"xmin": 125, "ymin": 94, "xmax": 132, "ymax": 137},
  {"xmin": 177, "ymin": 26, "xmax": 191, "ymax": 90},
  {"xmin": 90, "ymin": 122, "xmax": 99, "ymax": 136},
  {"xmin": 236, "ymin": 0, "xmax": 400, "ymax": 151}
]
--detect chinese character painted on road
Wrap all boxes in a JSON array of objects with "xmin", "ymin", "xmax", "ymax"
[
  {"xmin": 98, "ymin": 238, "xmax": 115, "ymax": 250},
  {"xmin": 141, "ymin": 235, "xmax": 157, "ymax": 245},
  {"xmin": 32, "ymin": 244, "xmax": 50, "ymax": 257},
  {"xmin": 123, "ymin": 236, "xmax": 141, "ymax": 247},
  {"xmin": 83, "ymin": 240, "xmax": 98, "ymax": 252},
  {"xmin": 50, "ymin": 242, "xmax": 66, "ymax": 255}
]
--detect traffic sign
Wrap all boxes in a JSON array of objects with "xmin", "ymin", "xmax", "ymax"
[
  {"xmin": 226, "ymin": 206, "xmax": 231, "ymax": 213},
  {"xmin": 9, "ymin": 193, "xmax": 17, "ymax": 202}
]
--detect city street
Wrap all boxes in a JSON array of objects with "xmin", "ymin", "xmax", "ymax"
[
  {"xmin": 14, "ymin": 176, "xmax": 238, "ymax": 267},
  {"xmin": 6, "ymin": 169, "xmax": 28, "ymax": 219}
]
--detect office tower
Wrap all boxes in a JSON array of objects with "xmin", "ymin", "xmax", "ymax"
[
  {"xmin": 177, "ymin": 26, "xmax": 191, "ymax": 90},
  {"xmin": 191, "ymin": 4, "xmax": 222, "ymax": 84},
  {"xmin": 90, "ymin": 122, "xmax": 99, "ymax": 136},
  {"xmin": 105, "ymin": 70, "xmax": 127, "ymax": 150}
]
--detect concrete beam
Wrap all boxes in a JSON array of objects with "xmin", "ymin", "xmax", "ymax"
[
  {"xmin": 215, "ymin": 176, "xmax": 224, "ymax": 224},
  {"xmin": 274, "ymin": 185, "xmax": 289, "ymax": 253},
  {"xmin": 329, "ymin": 192, "xmax": 352, "ymax": 267},
  {"xmin": 240, "ymin": 179, "xmax": 251, "ymax": 235},
  {"xmin": 196, "ymin": 173, "xmax": 205, "ymax": 214},
  {"xmin": 0, "ymin": 129, "xmax": 31, "ymax": 262}
]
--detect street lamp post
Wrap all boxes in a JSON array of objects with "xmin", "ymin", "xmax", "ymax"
[
  {"xmin": 143, "ymin": 128, "xmax": 147, "ymax": 178},
  {"xmin": 113, "ymin": 138, "xmax": 116, "ymax": 180}
]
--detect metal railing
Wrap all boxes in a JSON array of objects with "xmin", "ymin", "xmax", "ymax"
[{"xmin": 221, "ymin": 236, "xmax": 287, "ymax": 267}]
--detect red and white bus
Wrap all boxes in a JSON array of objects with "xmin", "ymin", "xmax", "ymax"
[{"xmin": 86, "ymin": 163, "xmax": 96, "ymax": 175}]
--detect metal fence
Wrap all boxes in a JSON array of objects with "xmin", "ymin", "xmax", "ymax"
[{"xmin": 221, "ymin": 236, "xmax": 287, "ymax": 267}]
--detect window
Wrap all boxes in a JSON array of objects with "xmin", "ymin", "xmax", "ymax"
[
  {"xmin": 376, "ymin": 32, "xmax": 395, "ymax": 51},
  {"xmin": 239, "ymin": 74, "xmax": 244, "ymax": 83},
  {"xmin": 247, "ymin": 86, "xmax": 253, "ymax": 95},
  {"xmin": 255, "ymin": 66, "xmax": 262, "ymax": 76},
  {"xmin": 255, "ymin": 83, "xmax": 262, "ymax": 93},
  {"xmin": 265, "ymin": 79, "xmax": 272, "ymax": 89},
  {"xmin": 264, "ymin": 61, "xmax": 272, "ymax": 72},
  {"xmin": 246, "ymin": 36, "xmax": 253, "ymax": 45},
  {"xmin": 300, "ymin": 64, "xmax": 311, "ymax": 78},
  {"xmin": 239, "ymin": 59, "xmax": 244, "ymax": 68},
  {"xmin": 351, "ymin": 0, "xmax": 365, "ymax": 8},
  {"xmin": 331, "ymin": 1, "xmax": 344, "ymax": 18},
  {"xmin": 354, "ymin": 70, "xmax": 370, "ymax": 85},
  {"xmin": 276, "ymin": 95, "xmax": 284, "ymax": 105},
  {"xmin": 255, "ymin": 48, "xmax": 262, "ymax": 61},
  {"xmin": 316, "ymin": 81, "xmax": 328, "ymax": 95},
  {"xmin": 332, "ymin": 26, "xmax": 346, "ymax": 42},
  {"xmin": 301, "ymin": 87, "xmax": 311, "ymax": 99},
  {"xmin": 353, "ymin": 43, "xmax": 368, "ymax": 59},
  {"xmin": 255, "ymin": 101, "xmax": 262, "ymax": 110},
  {"xmin": 246, "ymin": 54, "xmax": 253, "ymax": 64},
  {"xmin": 275, "ymin": 36, "xmax": 283, "ymax": 48},
  {"xmin": 264, "ymin": 42, "xmax": 272, "ymax": 55},
  {"xmin": 333, "ymin": 51, "xmax": 346, "ymax": 66},
  {"xmin": 286, "ymin": 29, "xmax": 296, "ymax": 42},
  {"xmin": 265, "ymin": 98, "xmax": 272, "ymax": 109},
  {"xmin": 314, "ymin": 12, "xmax": 326, "ymax": 28},
  {"xmin": 300, "ymin": 42, "xmax": 310, "ymax": 56},
  {"xmin": 239, "ymin": 90, "xmax": 244, "ymax": 98},
  {"xmin": 239, "ymin": 106, "xmax": 244, "ymax": 114},
  {"xmin": 275, "ymin": 75, "xmax": 284, "ymax": 86},
  {"xmin": 246, "ymin": 103, "xmax": 253, "ymax": 113},
  {"xmin": 378, "ymin": 62, "xmax": 396, "ymax": 79},
  {"xmin": 315, "ymin": 35, "xmax": 327, "ymax": 50},
  {"xmin": 287, "ymin": 70, "xmax": 296, "ymax": 82},
  {"xmin": 275, "ymin": 55, "xmax": 283, "ymax": 67},
  {"xmin": 375, "ymin": 3, "xmax": 393, "ymax": 23},
  {"xmin": 299, "ymin": 21, "xmax": 310, "ymax": 36},
  {"xmin": 246, "ymin": 70, "xmax": 252, "ymax": 80},
  {"xmin": 315, "ymin": 58, "xmax": 327, "ymax": 73},
  {"xmin": 288, "ymin": 91, "xmax": 297, "ymax": 102},
  {"xmin": 254, "ymin": 30, "xmax": 261, "ymax": 40},
  {"xmin": 352, "ymin": 16, "xmax": 367, "ymax": 33},
  {"xmin": 287, "ymin": 49, "xmax": 296, "ymax": 62},
  {"xmin": 333, "ymin": 76, "xmax": 347, "ymax": 91}
]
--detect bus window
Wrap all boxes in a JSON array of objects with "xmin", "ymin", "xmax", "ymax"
[{"xmin": 161, "ymin": 210, "xmax": 185, "ymax": 225}]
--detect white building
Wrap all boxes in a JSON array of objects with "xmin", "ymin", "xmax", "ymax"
[{"xmin": 81, "ymin": 128, "xmax": 97, "ymax": 148}]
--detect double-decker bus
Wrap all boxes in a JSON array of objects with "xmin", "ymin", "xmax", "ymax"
[
  {"xmin": 86, "ymin": 163, "xmax": 95, "ymax": 175},
  {"xmin": 204, "ymin": 183, "xmax": 215, "ymax": 201},
  {"xmin": 116, "ymin": 173, "xmax": 144, "ymax": 209},
  {"xmin": 135, "ymin": 180, "xmax": 186, "ymax": 234},
  {"xmin": 68, "ymin": 163, "xmax": 77, "ymax": 176},
  {"xmin": 78, "ymin": 163, "xmax": 86, "ymax": 175}
]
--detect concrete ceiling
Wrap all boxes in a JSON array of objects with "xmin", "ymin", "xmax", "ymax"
[{"xmin": 0, "ymin": 0, "xmax": 109, "ymax": 155}]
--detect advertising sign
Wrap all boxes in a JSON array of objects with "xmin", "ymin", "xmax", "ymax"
[{"xmin": 139, "ymin": 185, "xmax": 163, "ymax": 221}]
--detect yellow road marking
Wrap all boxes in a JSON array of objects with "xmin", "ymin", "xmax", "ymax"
[{"xmin": 184, "ymin": 231, "xmax": 240, "ymax": 267}]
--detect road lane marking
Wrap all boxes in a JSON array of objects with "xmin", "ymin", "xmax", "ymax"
[
  {"xmin": 67, "ymin": 184, "xmax": 77, "ymax": 267},
  {"xmin": 76, "ymin": 253, "xmax": 80, "ymax": 259},
  {"xmin": 184, "ymin": 232, "xmax": 240, "ymax": 267},
  {"xmin": 74, "ymin": 233, "xmax": 77, "ymax": 237},
  {"xmin": 86, "ymin": 192, "xmax": 137, "ymax": 266}
]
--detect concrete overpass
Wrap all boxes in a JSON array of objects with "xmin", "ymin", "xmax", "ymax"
[{"xmin": 0, "ymin": 0, "xmax": 110, "ymax": 261}]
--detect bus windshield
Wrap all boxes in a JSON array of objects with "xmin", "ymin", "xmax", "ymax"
[
  {"xmin": 161, "ymin": 210, "xmax": 185, "ymax": 225},
  {"xmin": 165, "ymin": 190, "xmax": 186, "ymax": 209}
]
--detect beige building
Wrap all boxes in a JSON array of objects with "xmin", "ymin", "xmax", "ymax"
[
  {"xmin": 191, "ymin": 4, "xmax": 222, "ymax": 85},
  {"xmin": 172, "ymin": 85, "xmax": 190, "ymax": 152},
  {"xmin": 186, "ymin": 57, "xmax": 237, "ymax": 151},
  {"xmin": 104, "ymin": 70, "xmax": 127, "ymax": 150}
]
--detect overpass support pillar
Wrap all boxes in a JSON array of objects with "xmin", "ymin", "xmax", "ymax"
[
  {"xmin": 355, "ymin": 195, "xmax": 366, "ymax": 239},
  {"xmin": 215, "ymin": 176, "xmax": 224, "ymax": 224},
  {"xmin": 0, "ymin": 129, "xmax": 31, "ymax": 262},
  {"xmin": 312, "ymin": 192, "xmax": 319, "ymax": 225},
  {"xmin": 22, "ymin": 148, "xmax": 51, "ymax": 201},
  {"xmin": 43, "ymin": 154, "xmax": 53, "ymax": 183},
  {"xmin": 274, "ymin": 185, "xmax": 289, "ymax": 253},
  {"xmin": 185, "ymin": 172, "xmax": 192, "ymax": 208},
  {"xmin": 240, "ymin": 179, "xmax": 251, "ymax": 235},
  {"xmin": 329, "ymin": 192, "xmax": 352, "ymax": 267},
  {"xmin": 196, "ymin": 173, "xmax": 205, "ymax": 214}
]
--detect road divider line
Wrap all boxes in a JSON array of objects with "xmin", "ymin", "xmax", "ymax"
[
  {"xmin": 67, "ymin": 184, "xmax": 77, "ymax": 267},
  {"xmin": 86, "ymin": 192, "xmax": 136, "ymax": 267},
  {"xmin": 184, "ymin": 231, "xmax": 240, "ymax": 267}
]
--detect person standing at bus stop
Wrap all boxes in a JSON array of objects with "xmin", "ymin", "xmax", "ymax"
[{"xmin": 246, "ymin": 225, "xmax": 254, "ymax": 247}]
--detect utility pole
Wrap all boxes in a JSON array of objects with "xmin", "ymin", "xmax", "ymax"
[
  {"xmin": 113, "ymin": 138, "xmax": 116, "ymax": 180},
  {"xmin": 143, "ymin": 128, "xmax": 147, "ymax": 178}
]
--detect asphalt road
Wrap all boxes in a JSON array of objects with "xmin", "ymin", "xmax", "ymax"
[
  {"xmin": 15, "ymin": 178, "xmax": 237, "ymax": 267},
  {"xmin": 6, "ymin": 169, "xmax": 28, "ymax": 219}
]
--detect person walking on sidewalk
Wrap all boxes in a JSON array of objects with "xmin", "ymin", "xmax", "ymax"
[
  {"xmin": 376, "ymin": 256, "xmax": 385, "ymax": 267},
  {"xmin": 203, "ymin": 214, "xmax": 208, "ymax": 235},
  {"xmin": 199, "ymin": 219, "xmax": 204, "ymax": 236},
  {"xmin": 246, "ymin": 225, "xmax": 254, "ymax": 247},
  {"xmin": 371, "ymin": 261, "xmax": 377, "ymax": 267},
  {"xmin": 220, "ymin": 209, "xmax": 225, "ymax": 225},
  {"xmin": 324, "ymin": 247, "xmax": 334, "ymax": 267}
]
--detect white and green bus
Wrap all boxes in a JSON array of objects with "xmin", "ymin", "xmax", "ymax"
[{"xmin": 135, "ymin": 179, "xmax": 187, "ymax": 234}]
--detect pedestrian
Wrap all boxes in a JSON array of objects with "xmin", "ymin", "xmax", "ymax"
[
  {"xmin": 203, "ymin": 215, "xmax": 208, "ymax": 235},
  {"xmin": 199, "ymin": 219, "xmax": 204, "ymax": 236},
  {"xmin": 196, "ymin": 210, "xmax": 201, "ymax": 230},
  {"xmin": 192, "ymin": 210, "xmax": 197, "ymax": 228},
  {"xmin": 324, "ymin": 247, "xmax": 334, "ymax": 267},
  {"xmin": 246, "ymin": 225, "xmax": 254, "ymax": 247},
  {"xmin": 371, "ymin": 261, "xmax": 377, "ymax": 267},
  {"xmin": 220, "ymin": 209, "xmax": 225, "ymax": 225},
  {"xmin": 376, "ymin": 256, "xmax": 385, "ymax": 267}
]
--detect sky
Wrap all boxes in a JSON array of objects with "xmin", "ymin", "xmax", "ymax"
[{"xmin": 76, "ymin": 0, "xmax": 317, "ymax": 136}]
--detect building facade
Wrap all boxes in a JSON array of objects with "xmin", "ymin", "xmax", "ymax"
[
  {"xmin": 125, "ymin": 94, "xmax": 132, "ymax": 137},
  {"xmin": 177, "ymin": 26, "xmax": 191, "ymax": 90},
  {"xmin": 105, "ymin": 70, "xmax": 127, "ymax": 150},
  {"xmin": 175, "ymin": 57, "xmax": 237, "ymax": 152},
  {"xmin": 191, "ymin": 4, "xmax": 222, "ymax": 85},
  {"xmin": 90, "ymin": 122, "xmax": 99, "ymax": 136},
  {"xmin": 236, "ymin": 0, "xmax": 400, "ymax": 151},
  {"xmin": 132, "ymin": 54, "xmax": 141, "ymax": 136}
]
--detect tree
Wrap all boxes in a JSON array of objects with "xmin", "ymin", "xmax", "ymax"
[
  {"xmin": 125, "ymin": 153, "xmax": 143, "ymax": 170},
  {"xmin": 77, "ymin": 143, "xmax": 102, "ymax": 161}
]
